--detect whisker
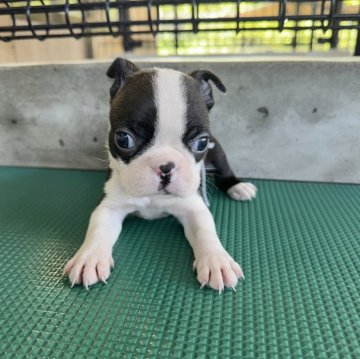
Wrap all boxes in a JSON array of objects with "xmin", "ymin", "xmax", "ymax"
[{"xmin": 204, "ymin": 177, "xmax": 217, "ymax": 200}]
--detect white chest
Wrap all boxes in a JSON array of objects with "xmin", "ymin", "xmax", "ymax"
[{"xmin": 129, "ymin": 194, "xmax": 175, "ymax": 220}]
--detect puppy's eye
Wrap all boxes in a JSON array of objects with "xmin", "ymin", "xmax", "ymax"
[
  {"xmin": 114, "ymin": 131, "xmax": 136, "ymax": 150},
  {"xmin": 191, "ymin": 136, "xmax": 209, "ymax": 153}
]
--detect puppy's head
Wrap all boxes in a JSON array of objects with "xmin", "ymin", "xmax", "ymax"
[{"xmin": 107, "ymin": 58, "xmax": 226, "ymax": 198}]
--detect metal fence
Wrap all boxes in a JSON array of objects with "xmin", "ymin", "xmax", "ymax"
[{"xmin": 0, "ymin": 0, "xmax": 359, "ymax": 55}]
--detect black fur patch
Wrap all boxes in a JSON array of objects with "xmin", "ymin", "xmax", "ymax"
[
  {"xmin": 189, "ymin": 70, "xmax": 226, "ymax": 110},
  {"xmin": 182, "ymin": 70, "xmax": 242, "ymax": 192},
  {"xmin": 108, "ymin": 70, "xmax": 157, "ymax": 164},
  {"xmin": 181, "ymin": 74, "xmax": 210, "ymax": 162},
  {"xmin": 107, "ymin": 58, "xmax": 140, "ymax": 100},
  {"xmin": 205, "ymin": 137, "xmax": 242, "ymax": 193}
]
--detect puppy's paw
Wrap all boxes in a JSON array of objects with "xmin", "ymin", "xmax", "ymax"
[
  {"xmin": 193, "ymin": 250, "xmax": 244, "ymax": 293},
  {"xmin": 63, "ymin": 247, "xmax": 114, "ymax": 289},
  {"xmin": 227, "ymin": 182, "xmax": 257, "ymax": 201}
]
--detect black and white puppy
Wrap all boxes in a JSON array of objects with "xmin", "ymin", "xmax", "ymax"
[{"xmin": 64, "ymin": 58, "xmax": 257, "ymax": 293}]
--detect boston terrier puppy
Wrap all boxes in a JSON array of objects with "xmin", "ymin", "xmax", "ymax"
[{"xmin": 64, "ymin": 58, "xmax": 257, "ymax": 293}]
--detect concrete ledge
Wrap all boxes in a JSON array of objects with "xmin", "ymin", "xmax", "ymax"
[{"xmin": 1, "ymin": 59, "xmax": 359, "ymax": 183}]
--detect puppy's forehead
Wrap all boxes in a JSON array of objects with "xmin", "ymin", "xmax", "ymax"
[
  {"xmin": 154, "ymin": 68, "xmax": 187, "ymax": 144},
  {"xmin": 109, "ymin": 67, "xmax": 209, "ymax": 160}
]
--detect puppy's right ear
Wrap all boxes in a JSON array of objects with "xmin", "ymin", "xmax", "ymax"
[
  {"xmin": 190, "ymin": 70, "xmax": 226, "ymax": 111},
  {"xmin": 107, "ymin": 58, "xmax": 140, "ymax": 99}
]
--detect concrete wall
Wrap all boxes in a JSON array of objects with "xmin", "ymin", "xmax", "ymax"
[{"xmin": 0, "ymin": 58, "xmax": 359, "ymax": 183}]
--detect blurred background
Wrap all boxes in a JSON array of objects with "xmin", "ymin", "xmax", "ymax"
[{"xmin": 0, "ymin": 0, "xmax": 359, "ymax": 63}]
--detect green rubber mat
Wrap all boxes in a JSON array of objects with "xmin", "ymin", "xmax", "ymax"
[{"xmin": 0, "ymin": 167, "xmax": 359, "ymax": 358}]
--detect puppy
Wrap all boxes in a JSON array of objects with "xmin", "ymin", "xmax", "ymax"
[{"xmin": 64, "ymin": 58, "xmax": 256, "ymax": 292}]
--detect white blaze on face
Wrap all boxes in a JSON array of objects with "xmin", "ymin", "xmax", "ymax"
[{"xmin": 154, "ymin": 68, "xmax": 186, "ymax": 146}]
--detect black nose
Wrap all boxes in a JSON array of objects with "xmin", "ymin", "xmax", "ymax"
[{"xmin": 159, "ymin": 162, "xmax": 175, "ymax": 175}]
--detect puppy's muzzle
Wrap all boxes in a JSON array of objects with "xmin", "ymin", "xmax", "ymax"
[{"xmin": 158, "ymin": 161, "xmax": 175, "ymax": 189}]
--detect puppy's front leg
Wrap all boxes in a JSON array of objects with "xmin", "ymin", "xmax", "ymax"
[
  {"xmin": 63, "ymin": 203, "xmax": 125, "ymax": 289},
  {"xmin": 173, "ymin": 197, "xmax": 244, "ymax": 293}
]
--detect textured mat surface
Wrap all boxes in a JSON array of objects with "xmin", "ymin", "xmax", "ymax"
[{"xmin": 0, "ymin": 167, "xmax": 359, "ymax": 358}]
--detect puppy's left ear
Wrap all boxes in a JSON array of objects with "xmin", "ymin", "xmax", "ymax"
[
  {"xmin": 190, "ymin": 70, "xmax": 226, "ymax": 110},
  {"xmin": 107, "ymin": 58, "xmax": 140, "ymax": 99}
]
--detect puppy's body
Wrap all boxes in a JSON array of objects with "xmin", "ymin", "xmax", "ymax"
[{"xmin": 64, "ymin": 59, "xmax": 256, "ymax": 292}]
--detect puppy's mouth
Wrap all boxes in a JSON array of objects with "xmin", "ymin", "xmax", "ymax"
[
  {"xmin": 158, "ymin": 185, "xmax": 172, "ymax": 195},
  {"xmin": 158, "ymin": 188, "xmax": 171, "ymax": 195},
  {"xmin": 158, "ymin": 173, "xmax": 172, "ymax": 194}
]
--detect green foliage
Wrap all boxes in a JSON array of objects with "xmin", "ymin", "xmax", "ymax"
[{"xmin": 157, "ymin": 3, "xmax": 357, "ymax": 55}]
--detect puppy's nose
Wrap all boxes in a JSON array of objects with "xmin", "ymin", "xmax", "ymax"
[{"xmin": 159, "ymin": 162, "xmax": 175, "ymax": 175}]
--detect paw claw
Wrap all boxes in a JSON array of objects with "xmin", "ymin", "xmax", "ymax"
[
  {"xmin": 200, "ymin": 282, "xmax": 207, "ymax": 289},
  {"xmin": 194, "ymin": 251, "xmax": 243, "ymax": 293},
  {"xmin": 64, "ymin": 249, "xmax": 113, "ymax": 289}
]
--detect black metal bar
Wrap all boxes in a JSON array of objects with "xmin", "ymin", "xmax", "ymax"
[
  {"xmin": 174, "ymin": 5, "xmax": 179, "ymax": 54},
  {"xmin": 1, "ymin": 14, "xmax": 359, "ymax": 33},
  {"xmin": 1, "ymin": 0, "xmax": 359, "ymax": 44},
  {"xmin": 120, "ymin": 4, "xmax": 135, "ymax": 51},
  {"xmin": 2, "ymin": 25, "xmax": 360, "ymax": 41},
  {"xmin": 292, "ymin": 1, "xmax": 300, "ymax": 51},
  {"xmin": 25, "ymin": 0, "xmax": 50, "ymax": 41},
  {"xmin": 1, "ymin": 24, "xmax": 359, "ymax": 41},
  {"xmin": 147, "ymin": 0, "xmax": 156, "ymax": 36},
  {"xmin": 64, "ymin": 0, "xmax": 85, "ymax": 39},
  {"xmin": 191, "ymin": 0, "xmax": 199, "ymax": 33},
  {"xmin": 1, "ymin": 3, "xmax": 359, "ymax": 19},
  {"xmin": 0, "ymin": 16, "xmax": 360, "ymax": 37},
  {"xmin": 355, "ymin": 29, "xmax": 360, "ymax": 56},
  {"xmin": 278, "ymin": 0, "xmax": 287, "ymax": 33},
  {"xmin": 1, "ymin": 1, "xmax": 16, "ymax": 42},
  {"xmin": 235, "ymin": 0, "xmax": 241, "ymax": 34},
  {"xmin": 1, "ymin": 0, "xmax": 358, "ymax": 17},
  {"xmin": 105, "ymin": 0, "xmax": 116, "ymax": 37},
  {"xmin": 309, "ymin": 0, "xmax": 318, "ymax": 51},
  {"xmin": 330, "ymin": 0, "xmax": 342, "ymax": 49}
]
